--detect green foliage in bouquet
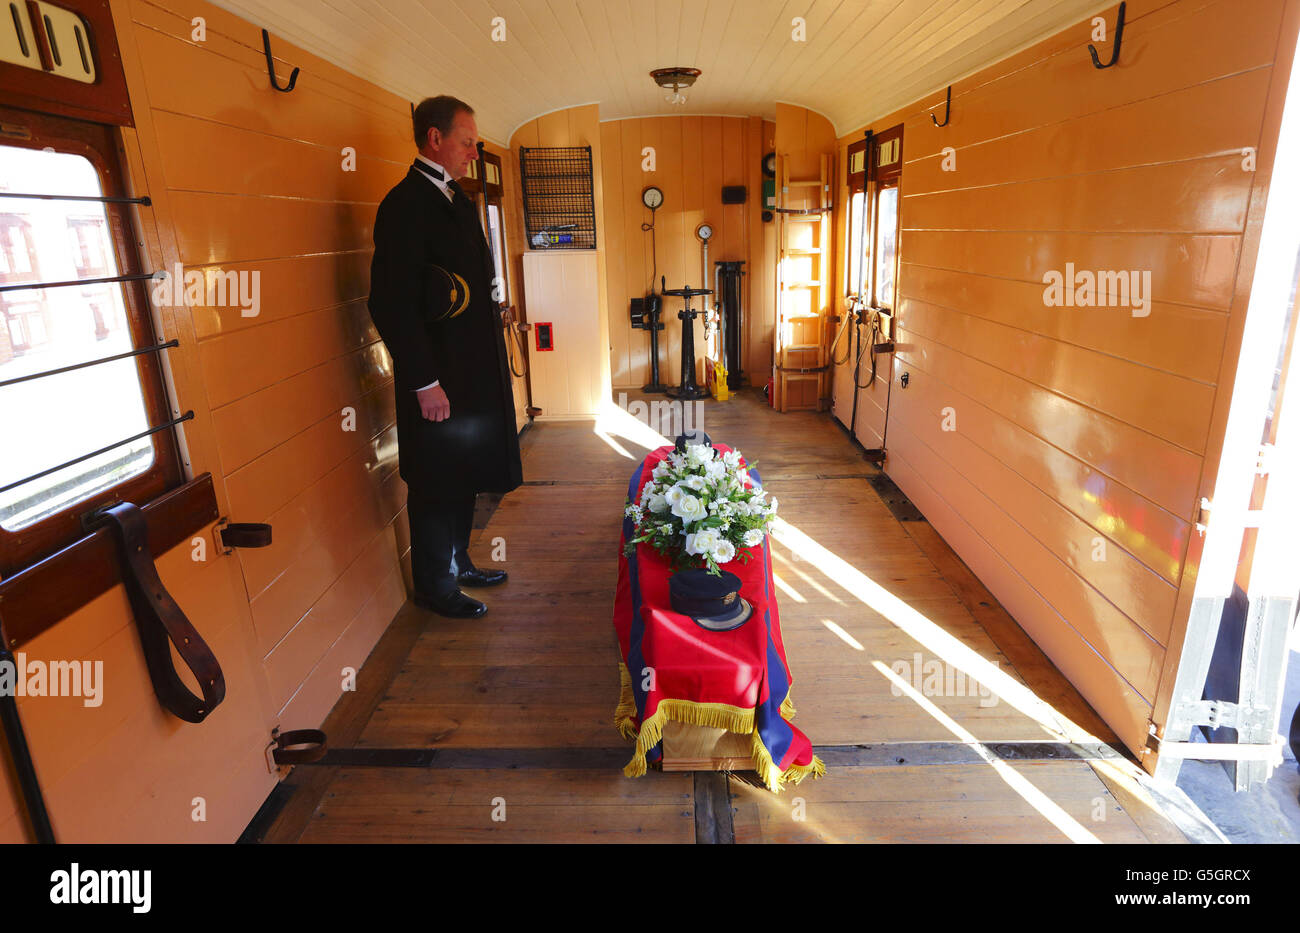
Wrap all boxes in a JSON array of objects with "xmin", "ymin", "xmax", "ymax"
[{"xmin": 622, "ymin": 443, "xmax": 778, "ymax": 576}]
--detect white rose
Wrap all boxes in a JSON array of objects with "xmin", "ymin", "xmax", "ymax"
[
  {"xmin": 683, "ymin": 474, "xmax": 707, "ymax": 492},
  {"xmin": 712, "ymin": 539, "xmax": 736, "ymax": 564},
  {"xmin": 685, "ymin": 527, "xmax": 722, "ymax": 555},
  {"xmin": 671, "ymin": 493, "xmax": 707, "ymax": 523},
  {"xmin": 647, "ymin": 492, "xmax": 669, "ymax": 513},
  {"xmin": 664, "ymin": 484, "xmax": 687, "ymax": 506},
  {"xmin": 685, "ymin": 443, "xmax": 713, "ymax": 467},
  {"xmin": 742, "ymin": 528, "xmax": 764, "ymax": 547}
]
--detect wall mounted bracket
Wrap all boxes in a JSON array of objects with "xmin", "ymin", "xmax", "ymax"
[
  {"xmin": 262, "ymin": 28, "xmax": 300, "ymax": 92},
  {"xmin": 1088, "ymin": 2, "xmax": 1126, "ymax": 69}
]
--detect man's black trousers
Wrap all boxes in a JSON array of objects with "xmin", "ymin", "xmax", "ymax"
[{"xmin": 406, "ymin": 487, "xmax": 476, "ymax": 597}]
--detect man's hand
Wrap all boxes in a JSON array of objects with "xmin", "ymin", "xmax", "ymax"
[{"xmin": 417, "ymin": 383, "xmax": 451, "ymax": 422}]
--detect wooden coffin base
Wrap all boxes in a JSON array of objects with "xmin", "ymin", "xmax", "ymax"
[{"xmin": 660, "ymin": 721, "xmax": 755, "ymax": 771}]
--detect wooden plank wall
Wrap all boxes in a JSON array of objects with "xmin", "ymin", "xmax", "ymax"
[
  {"xmin": 829, "ymin": 0, "xmax": 1298, "ymax": 758},
  {"xmin": 509, "ymin": 105, "xmax": 613, "ymax": 416},
  {"xmin": 597, "ymin": 115, "xmax": 769, "ymax": 390},
  {"xmin": 0, "ymin": 0, "xmax": 534, "ymax": 841}
]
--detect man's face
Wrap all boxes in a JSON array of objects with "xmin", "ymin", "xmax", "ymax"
[{"xmin": 429, "ymin": 111, "xmax": 478, "ymax": 179}]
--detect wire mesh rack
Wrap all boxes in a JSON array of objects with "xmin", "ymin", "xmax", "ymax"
[{"xmin": 519, "ymin": 146, "xmax": 597, "ymax": 250}]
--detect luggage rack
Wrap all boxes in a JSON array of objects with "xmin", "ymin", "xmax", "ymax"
[{"xmin": 519, "ymin": 146, "xmax": 597, "ymax": 249}]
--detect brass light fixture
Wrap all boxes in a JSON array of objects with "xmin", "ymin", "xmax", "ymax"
[{"xmin": 650, "ymin": 67, "xmax": 701, "ymax": 105}]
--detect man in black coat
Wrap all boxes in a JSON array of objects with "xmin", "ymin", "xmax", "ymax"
[{"xmin": 367, "ymin": 96, "xmax": 523, "ymax": 618}]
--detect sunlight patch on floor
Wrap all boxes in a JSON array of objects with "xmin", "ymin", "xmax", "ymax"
[
  {"xmin": 875, "ymin": 661, "xmax": 1102, "ymax": 844},
  {"xmin": 770, "ymin": 516, "xmax": 1104, "ymax": 746}
]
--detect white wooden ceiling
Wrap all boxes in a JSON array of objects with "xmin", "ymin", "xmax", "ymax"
[{"xmin": 208, "ymin": 0, "xmax": 1117, "ymax": 143}]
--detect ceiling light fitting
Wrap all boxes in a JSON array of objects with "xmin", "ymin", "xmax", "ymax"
[{"xmin": 650, "ymin": 67, "xmax": 701, "ymax": 106}]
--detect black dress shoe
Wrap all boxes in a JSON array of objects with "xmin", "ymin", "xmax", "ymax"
[
  {"xmin": 456, "ymin": 567, "xmax": 508, "ymax": 587},
  {"xmin": 413, "ymin": 589, "xmax": 487, "ymax": 618}
]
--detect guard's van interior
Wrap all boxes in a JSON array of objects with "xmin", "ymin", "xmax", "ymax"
[{"xmin": 0, "ymin": 0, "xmax": 1298, "ymax": 847}]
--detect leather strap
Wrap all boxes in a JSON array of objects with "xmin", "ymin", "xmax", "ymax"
[
  {"xmin": 272, "ymin": 728, "xmax": 327, "ymax": 765},
  {"xmin": 87, "ymin": 502, "xmax": 225, "ymax": 724},
  {"xmin": 220, "ymin": 521, "xmax": 272, "ymax": 549}
]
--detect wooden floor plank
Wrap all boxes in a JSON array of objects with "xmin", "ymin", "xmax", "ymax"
[
  {"xmin": 729, "ymin": 760, "xmax": 1151, "ymax": 844},
  {"xmin": 298, "ymin": 768, "xmax": 694, "ymax": 843}
]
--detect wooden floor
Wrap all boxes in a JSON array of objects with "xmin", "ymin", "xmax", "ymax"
[{"xmin": 261, "ymin": 389, "xmax": 1190, "ymax": 843}]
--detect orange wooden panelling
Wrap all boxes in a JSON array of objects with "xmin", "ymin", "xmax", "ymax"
[
  {"xmin": 901, "ymin": 0, "xmax": 1284, "ymax": 161},
  {"xmin": 0, "ymin": 531, "xmax": 275, "ymax": 842},
  {"xmin": 188, "ymin": 251, "xmax": 373, "ymax": 341},
  {"xmin": 276, "ymin": 563, "xmax": 405, "ymax": 727},
  {"xmin": 152, "ymin": 113, "xmax": 402, "ymax": 202},
  {"xmin": 598, "ymin": 115, "xmax": 764, "ymax": 387},
  {"xmin": 892, "ymin": 361, "xmax": 1191, "ymax": 588},
  {"xmin": 211, "ymin": 343, "xmax": 390, "ymax": 474},
  {"xmin": 899, "ymin": 263, "xmax": 1231, "ymax": 384},
  {"xmin": 894, "ymin": 328, "xmax": 1202, "ymax": 534},
  {"xmin": 901, "ymin": 231, "xmax": 1240, "ymax": 314},
  {"xmin": 828, "ymin": 0, "xmax": 1297, "ymax": 762},
  {"xmin": 885, "ymin": 446, "xmax": 1157, "ymax": 755},
  {"xmin": 262, "ymin": 523, "xmax": 402, "ymax": 712},
  {"xmin": 224, "ymin": 386, "xmax": 394, "ymax": 526},
  {"xmin": 889, "ymin": 366, "xmax": 1181, "ymax": 645},
  {"xmin": 903, "ymin": 67, "xmax": 1273, "ymax": 195},
  {"xmin": 199, "ymin": 300, "xmax": 382, "ymax": 409},
  {"xmin": 901, "ymin": 300, "xmax": 1216, "ymax": 453}
]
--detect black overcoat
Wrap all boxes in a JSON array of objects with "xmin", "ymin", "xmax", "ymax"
[{"xmin": 367, "ymin": 165, "xmax": 523, "ymax": 500}]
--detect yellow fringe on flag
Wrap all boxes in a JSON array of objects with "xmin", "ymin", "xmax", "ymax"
[
  {"xmin": 614, "ymin": 661, "xmax": 825, "ymax": 790},
  {"xmin": 622, "ymin": 698, "xmax": 756, "ymax": 778},
  {"xmin": 614, "ymin": 662, "xmax": 638, "ymax": 740},
  {"xmin": 747, "ymin": 730, "xmax": 826, "ymax": 792}
]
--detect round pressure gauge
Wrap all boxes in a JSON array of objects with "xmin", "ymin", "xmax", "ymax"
[
  {"xmin": 642, "ymin": 186, "xmax": 664, "ymax": 210},
  {"xmin": 695, "ymin": 223, "xmax": 713, "ymax": 241}
]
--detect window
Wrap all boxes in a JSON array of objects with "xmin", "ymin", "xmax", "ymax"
[
  {"xmin": 845, "ymin": 124, "xmax": 902, "ymax": 312},
  {"xmin": 0, "ymin": 106, "xmax": 182, "ymax": 575},
  {"xmin": 463, "ymin": 149, "xmax": 511, "ymax": 306}
]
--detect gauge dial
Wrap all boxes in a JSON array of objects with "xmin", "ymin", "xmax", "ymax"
[{"xmin": 642, "ymin": 186, "xmax": 664, "ymax": 209}]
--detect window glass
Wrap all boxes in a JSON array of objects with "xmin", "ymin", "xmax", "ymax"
[
  {"xmin": 487, "ymin": 202, "xmax": 507, "ymax": 302},
  {"xmin": 847, "ymin": 190, "xmax": 864, "ymax": 298},
  {"xmin": 874, "ymin": 184, "xmax": 898, "ymax": 309},
  {"xmin": 0, "ymin": 144, "xmax": 154, "ymax": 530}
]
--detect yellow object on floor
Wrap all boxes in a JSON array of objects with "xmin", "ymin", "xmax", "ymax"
[{"xmin": 707, "ymin": 359, "xmax": 731, "ymax": 400}]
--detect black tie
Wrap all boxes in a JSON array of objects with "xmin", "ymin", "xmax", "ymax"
[{"xmin": 446, "ymin": 178, "xmax": 467, "ymax": 203}]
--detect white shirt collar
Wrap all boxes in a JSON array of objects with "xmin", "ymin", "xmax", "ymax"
[{"xmin": 414, "ymin": 154, "xmax": 456, "ymax": 203}]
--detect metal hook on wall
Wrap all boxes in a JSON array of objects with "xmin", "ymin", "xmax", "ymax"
[
  {"xmin": 930, "ymin": 85, "xmax": 951, "ymax": 127},
  {"xmin": 262, "ymin": 28, "xmax": 300, "ymax": 92},
  {"xmin": 1088, "ymin": 1, "xmax": 1126, "ymax": 69}
]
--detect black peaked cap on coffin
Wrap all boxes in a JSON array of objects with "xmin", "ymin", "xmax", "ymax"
[{"xmin": 670, "ymin": 568, "xmax": 753, "ymax": 631}]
